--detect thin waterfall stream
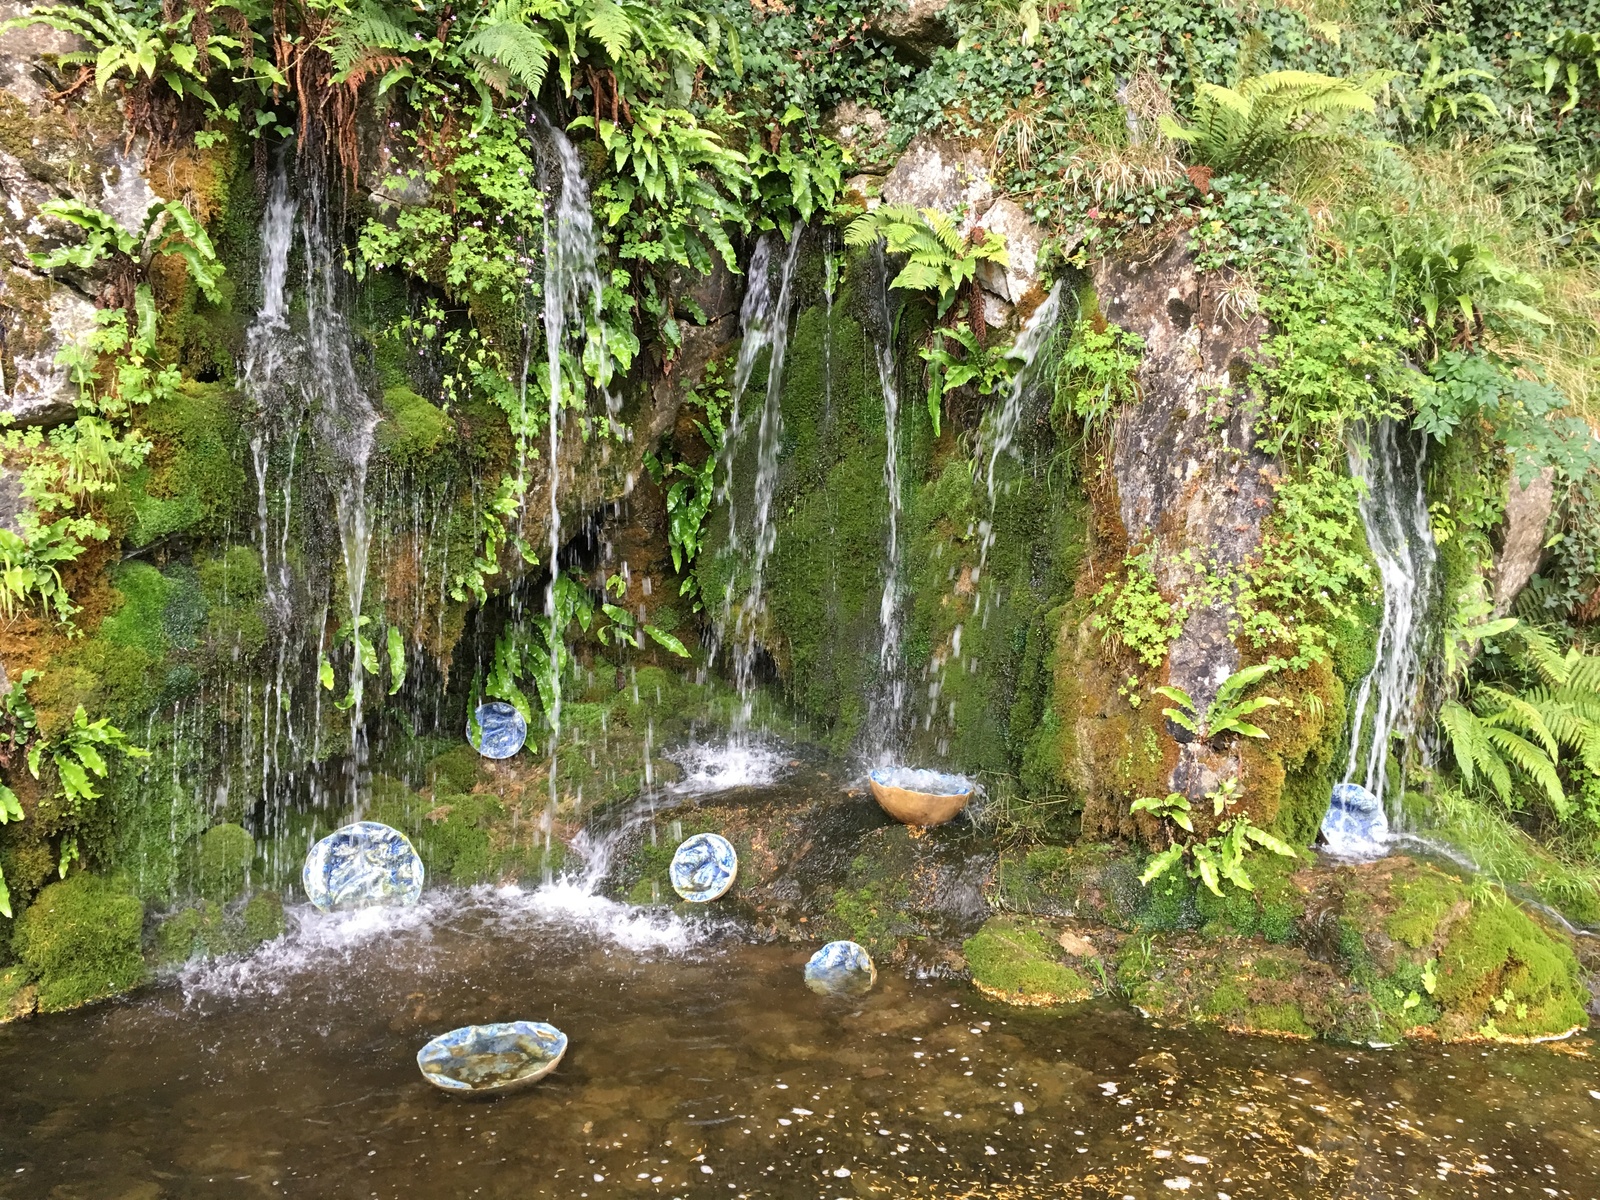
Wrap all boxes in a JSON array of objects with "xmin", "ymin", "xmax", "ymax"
[
  {"xmin": 868, "ymin": 246, "xmax": 907, "ymax": 761},
  {"xmin": 1324, "ymin": 418, "xmax": 1439, "ymax": 855}
]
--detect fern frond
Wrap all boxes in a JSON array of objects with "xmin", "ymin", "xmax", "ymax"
[
  {"xmin": 328, "ymin": 0, "xmax": 418, "ymax": 77},
  {"xmin": 1482, "ymin": 726, "xmax": 1565, "ymax": 807},
  {"xmin": 583, "ymin": 0, "xmax": 637, "ymax": 62},
  {"xmin": 1515, "ymin": 625, "xmax": 1570, "ymax": 687},
  {"xmin": 462, "ymin": 19, "xmax": 556, "ymax": 96}
]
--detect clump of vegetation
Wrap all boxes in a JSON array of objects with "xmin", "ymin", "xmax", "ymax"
[{"xmin": 12, "ymin": 873, "xmax": 145, "ymax": 1012}]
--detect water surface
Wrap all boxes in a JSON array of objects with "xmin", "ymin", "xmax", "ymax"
[{"xmin": 2, "ymin": 884, "xmax": 1596, "ymax": 1199}]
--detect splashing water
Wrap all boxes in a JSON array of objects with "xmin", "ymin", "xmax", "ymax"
[
  {"xmin": 664, "ymin": 739, "xmax": 790, "ymax": 794},
  {"xmin": 1340, "ymin": 419, "xmax": 1439, "ymax": 817}
]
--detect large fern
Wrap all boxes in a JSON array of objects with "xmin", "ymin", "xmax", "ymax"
[
  {"xmin": 1159, "ymin": 70, "xmax": 1382, "ymax": 178},
  {"xmin": 1440, "ymin": 627, "xmax": 1600, "ymax": 820},
  {"xmin": 844, "ymin": 204, "xmax": 1008, "ymax": 317}
]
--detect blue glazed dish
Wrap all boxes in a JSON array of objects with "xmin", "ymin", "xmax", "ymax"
[
  {"xmin": 302, "ymin": 821, "xmax": 425, "ymax": 912},
  {"xmin": 804, "ymin": 940, "xmax": 877, "ymax": 998},
  {"xmin": 468, "ymin": 700, "xmax": 528, "ymax": 760},
  {"xmin": 669, "ymin": 832, "xmax": 738, "ymax": 902},
  {"xmin": 417, "ymin": 1021, "xmax": 568, "ymax": 1095},
  {"xmin": 1321, "ymin": 782, "xmax": 1390, "ymax": 858}
]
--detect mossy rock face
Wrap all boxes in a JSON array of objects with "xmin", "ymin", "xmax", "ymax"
[
  {"xmin": 13, "ymin": 873, "xmax": 146, "ymax": 1012},
  {"xmin": 377, "ymin": 386, "xmax": 453, "ymax": 465},
  {"xmin": 963, "ymin": 916, "xmax": 1102, "ymax": 1007},
  {"xmin": 197, "ymin": 823, "xmax": 255, "ymax": 901},
  {"xmin": 155, "ymin": 892, "xmax": 285, "ymax": 966},
  {"xmin": 367, "ymin": 779, "xmax": 562, "ymax": 886},
  {"xmin": 0, "ymin": 964, "xmax": 37, "ymax": 1023}
]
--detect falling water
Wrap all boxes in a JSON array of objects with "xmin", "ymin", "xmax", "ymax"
[
  {"xmin": 238, "ymin": 164, "xmax": 378, "ymax": 815},
  {"xmin": 1341, "ymin": 418, "xmax": 1439, "ymax": 814},
  {"xmin": 713, "ymin": 224, "xmax": 805, "ymax": 729},
  {"xmin": 976, "ymin": 281, "xmax": 1064, "ymax": 574},
  {"xmin": 531, "ymin": 112, "xmax": 609, "ymax": 839},
  {"xmin": 868, "ymin": 247, "xmax": 907, "ymax": 760}
]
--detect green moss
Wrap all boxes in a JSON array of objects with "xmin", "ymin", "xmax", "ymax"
[
  {"xmin": 241, "ymin": 891, "xmax": 287, "ymax": 943},
  {"xmin": 156, "ymin": 891, "xmax": 285, "ymax": 966},
  {"xmin": 377, "ymin": 386, "xmax": 453, "ymax": 465},
  {"xmin": 13, "ymin": 873, "xmax": 146, "ymax": 1012},
  {"xmin": 116, "ymin": 383, "xmax": 246, "ymax": 547},
  {"xmin": 197, "ymin": 823, "xmax": 255, "ymax": 901},
  {"xmin": 198, "ymin": 545, "xmax": 268, "ymax": 659},
  {"xmin": 369, "ymin": 782, "xmax": 560, "ymax": 886},
  {"xmin": 963, "ymin": 917, "xmax": 1096, "ymax": 1006},
  {"xmin": 1194, "ymin": 851, "xmax": 1300, "ymax": 942},
  {"xmin": 101, "ymin": 562, "xmax": 175, "ymax": 656},
  {"xmin": 0, "ymin": 963, "xmax": 35, "ymax": 1021},
  {"xmin": 1433, "ymin": 897, "xmax": 1589, "ymax": 1040},
  {"xmin": 426, "ymin": 746, "xmax": 483, "ymax": 796}
]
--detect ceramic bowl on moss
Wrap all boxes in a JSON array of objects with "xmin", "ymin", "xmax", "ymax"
[
  {"xmin": 468, "ymin": 700, "xmax": 527, "ymax": 760},
  {"xmin": 804, "ymin": 940, "xmax": 877, "ymax": 998},
  {"xmin": 1321, "ymin": 782, "xmax": 1389, "ymax": 859},
  {"xmin": 302, "ymin": 821, "xmax": 424, "ymax": 912},
  {"xmin": 867, "ymin": 767, "xmax": 974, "ymax": 827},
  {"xmin": 669, "ymin": 833, "xmax": 738, "ymax": 902},
  {"xmin": 417, "ymin": 1021, "xmax": 568, "ymax": 1095}
]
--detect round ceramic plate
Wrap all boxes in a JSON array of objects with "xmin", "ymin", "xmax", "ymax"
[
  {"xmin": 804, "ymin": 940, "xmax": 877, "ymax": 998},
  {"xmin": 302, "ymin": 820, "xmax": 425, "ymax": 912},
  {"xmin": 469, "ymin": 700, "xmax": 527, "ymax": 760},
  {"xmin": 417, "ymin": 1021, "xmax": 568, "ymax": 1095},
  {"xmin": 669, "ymin": 832, "xmax": 738, "ymax": 903}
]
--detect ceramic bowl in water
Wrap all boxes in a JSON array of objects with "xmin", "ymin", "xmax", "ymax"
[
  {"xmin": 804, "ymin": 940, "xmax": 877, "ymax": 998},
  {"xmin": 669, "ymin": 832, "xmax": 738, "ymax": 902},
  {"xmin": 417, "ymin": 1021, "xmax": 568, "ymax": 1095},
  {"xmin": 468, "ymin": 700, "xmax": 527, "ymax": 760},
  {"xmin": 1321, "ymin": 782, "xmax": 1390, "ymax": 857},
  {"xmin": 302, "ymin": 820, "xmax": 425, "ymax": 912},
  {"xmin": 867, "ymin": 767, "xmax": 974, "ymax": 827}
]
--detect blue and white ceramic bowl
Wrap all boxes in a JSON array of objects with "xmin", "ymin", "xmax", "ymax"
[
  {"xmin": 669, "ymin": 832, "xmax": 738, "ymax": 903},
  {"xmin": 804, "ymin": 940, "xmax": 877, "ymax": 998},
  {"xmin": 468, "ymin": 700, "xmax": 528, "ymax": 760},
  {"xmin": 302, "ymin": 821, "xmax": 425, "ymax": 912},
  {"xmin": 1321, "ymin": 782, "xmax": 1390, "ymax": 859},
  {"xmin": 417, "ymin": 1021, "xmax": 568, "ymax": 1094}
]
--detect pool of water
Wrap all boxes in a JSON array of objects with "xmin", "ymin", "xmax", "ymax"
[{"xmin": 2, "ymin": 877, "xmax": 1597, "ymax": 1200}]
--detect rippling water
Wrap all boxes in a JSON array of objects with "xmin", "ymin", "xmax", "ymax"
[{"xmin": 1, "ymin": 879, "xmax": 1597, "ymax": 1198}]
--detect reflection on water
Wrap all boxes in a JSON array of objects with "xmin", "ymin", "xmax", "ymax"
[{"xmin": 1, "ymin": 886, "xmax": 1597, "ymax": 1199}]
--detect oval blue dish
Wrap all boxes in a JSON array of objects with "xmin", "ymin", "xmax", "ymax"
[
  {"xmin": 804, "ymin": 940, "xmax": 877, "ymax": 998},
  {"xmin": 669, "ymin": 832, "xmax": 738, "ymax": 903},
  {"xmin": 468, "ymin": 700, "xmax": 528, "ymax": 760},
  {"xmin": 302, "ymin": 820, "xmax": 425, "ymax": 912},
  {"xmin": 417, "ymin": 1021, "xmax": 568, "ymax": 1095}
]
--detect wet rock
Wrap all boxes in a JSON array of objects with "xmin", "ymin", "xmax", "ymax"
[
  {"xmin": 867, "ymin": 0, "xmax": 957, "ymax": 64},
  {"xmin": 974, "ymin": 198, "xmax": 1045, "ymax": 304},
  {"xmin": 880, "ymin": 135, "xmax": 993, "ymax": 231},
  {"xmin": 0, "ymin": 0, "xmax": 86, "ymax": 104},
  {"xmin": 963, "ymin": 916, "xmax": 1105, "ymax": 1007},
  {"xmin": 1492, "ymin": 463, "xmax": 1555, "ymax": 617}
]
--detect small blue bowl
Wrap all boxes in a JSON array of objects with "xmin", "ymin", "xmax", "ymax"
[
  {"xmin": 669, "ymin": 832, "xmax": 738, "ymax": 902},
  {"xmin": 302, "ymin": 821, "xmax": 424, "ymax": 912},
  {"xmin": 469, "ymin": 700, "xmax": 528, "ymax": 760},
  {"xmin": 417, "ymin": 1021, "xmax": 568, "ymax": 1095},
  {"xmin": 1321, "ymin": 781, "xmax": 1389, "ymax": 856},
  {"xmin": 804, "ymin": 940, "xmax": 877, "ymax": 998}
]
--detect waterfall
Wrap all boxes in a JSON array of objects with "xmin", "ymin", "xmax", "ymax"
[
  {"xmin": 868, "ymin": 246, "xmax": 907, "ymax": 761},
  {"xmin": 976, "ymin": 281, "xmax": 1064, "ymax": 575},
  {"xmin": 1341, "ymin": 418, "xmax": 1439, "ymax": 814},
  {"xmin": 713, "ymin": 224, "xmax": 805, "ymax": 729},
  {"xmin": 239, "ymin": 163, "xmax": 377, "ymax": 815},
  {"xmin": 533, "ymin": 114, "xmax": 609, "ymax": 747}
]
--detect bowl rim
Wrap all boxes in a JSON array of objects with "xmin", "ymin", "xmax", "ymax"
[{"xmin": 416, "ymin": 1020, "xmax": 569, "ymax": 1091}]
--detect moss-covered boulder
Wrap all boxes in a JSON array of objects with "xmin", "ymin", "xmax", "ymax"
[
  {"xmin": 155, "ymin": 892, "xmax": 285, "ymax": 966},
  {"xmin": 13, "ymin": 873, "xmax": 146, "ymax": 1012},
  {"xmin": 963, "ymin": 916, "xmax": 1103, "ymax": 1006},
  {"xmin": 196, "ymin": 822, "xmax": 255, "ymax": 900},
  {"xmin": 0, "ymin": 964, "xmax": 37, "ymax": 1023}
]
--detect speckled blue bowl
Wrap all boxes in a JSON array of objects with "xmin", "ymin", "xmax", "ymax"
[
  {"xmin": 468, "ymin": 700, "xmax": 528, "ymax": 760},
  {"xmin": 669, "ymin": 832, "xmax": 738, "ymax": 903},
  {"xmin": 804, "ymin": 940, "xmax": 877, "ymax": 998},
  {"xmin": 1321, "ymin": 782, "xmax": 1390, "ymax": 857},
  {"xmin": 417, "ymin": 1021, "xmax": 568, "ymax": 1095},
  {"xmin": 302, "ymin": 821, "xmax": 425, "ymax": 912}
]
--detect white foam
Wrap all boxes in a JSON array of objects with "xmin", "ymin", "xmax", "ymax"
[
  {"xmin": 665, "ymin": 739, "xmax": 789, "ymax": 794},
  {"xmin": 494, "ymin": 880, "xmax": 714, "ymax": 954},
  {"xmin": 868, "ymin": 767, "xmax": 973, "ymax": 796}
]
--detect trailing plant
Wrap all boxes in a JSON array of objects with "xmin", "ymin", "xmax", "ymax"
[
  {"xmin": 0, "ymin": 670, "xmax": 39, "ymax": 919},
  {"xmin": 1158, "ymin": 70, "xmax": 1383, "ymax": 180},
  {"xmin": 1135, "ymin": 777, "xmax": 1298, "ymax": 897},
  {"xmin": 843, "ymin": 205, "xmax": 1008, "ymax": 318},
  {"xmin": 1090, "ymin": 547, "xmax": 1181, "ymax": 668},
  {"xmin": 24, "ymin": 705, "xmax": 149, "ymax": 883},
  {"xmin": 1051, "ymin": 315, "xmax": 1144, "ymax": 442},
  {"xmin": 1154, "ymin": 662, "xmax": 1282, "ymax": 744},
  {"xmin": 920, "ymin": 326, "xmax": 1015, "ymax": 438}
]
